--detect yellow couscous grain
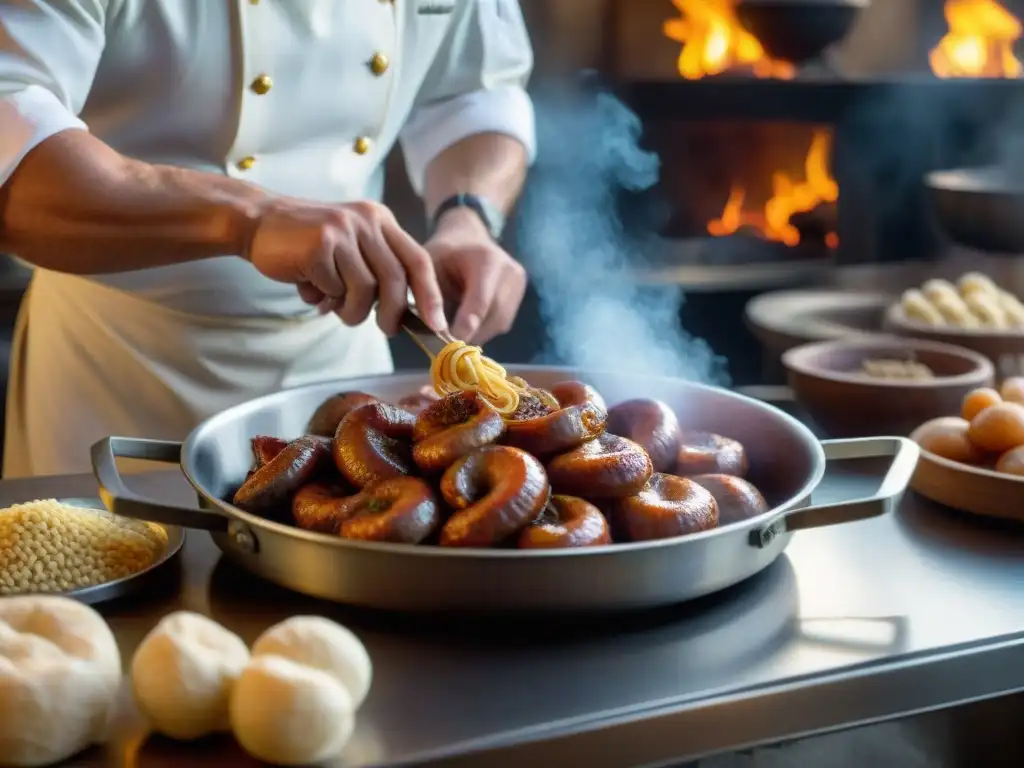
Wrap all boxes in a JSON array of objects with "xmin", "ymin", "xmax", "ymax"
[{"xmin": 0, "ymin": 499, "xmax": 167, "ymax": 594}]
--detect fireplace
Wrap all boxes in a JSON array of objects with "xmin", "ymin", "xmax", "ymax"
[{"xmin": 604, "ymin": 0, "xmax": 1024, "ymax": 285}]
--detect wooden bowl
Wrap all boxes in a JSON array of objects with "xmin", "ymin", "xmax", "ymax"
[
  {"xmin": 909, "ymin": 437, "xmax": 1024, "ymax": 523},
  {"xmin": 783, "ymin": 336, "xmax": 995, "ymax": 438},
  {"xmin": 884, "ymin": 304, "xmax": 1024, "ymax": 378}
]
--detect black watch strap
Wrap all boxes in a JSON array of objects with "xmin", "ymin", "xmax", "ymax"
[{"xmin": 428, "ymin": 193, "xmax": 505, "ymax": 240}]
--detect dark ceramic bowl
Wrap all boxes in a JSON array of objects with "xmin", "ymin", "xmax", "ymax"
[
  {"xmin": 783, "ymin": 336, "xmax": 994, "ymax": 438},
  {"xmin": 736, "ymin": 0, "xmax": 870, "ymax": 64},
  {"xmin": 927, "ymin": 167, "xmax": 1024, "ymax": 255}
]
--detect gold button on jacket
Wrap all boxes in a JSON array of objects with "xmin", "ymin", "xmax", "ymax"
[
  {"xmin": 250, "ymin": 74, "xmax": 272, "ymax": 95},
  {"xmin": 369, "ymin": 53, "xmax": 389, "ymax": 76},
  {"xmin": 353, "ymin": 137, "xmax": 371, "ymax": 155},
  {"xmin": 236, "ymin": 156, "xmax": 256, "ymax": 171}
]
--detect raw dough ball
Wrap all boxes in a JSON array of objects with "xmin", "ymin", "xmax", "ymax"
[
  {"xmin": 963, "ymin": 291, "xmax": 1007, "ymax": 328},
  {"xmin": 957, "ymin": 271, "xmax": 999, "ymax": 297},
  {"xmin": 922, "ymin": 278, "xmax": 960, "ymax": 304},
  {"xmin": 967, "ymin": 402, "xmax": 1024, "ymax": 453},
  {"xmin": 997, "ymin": 290, "xmax": 1024, "ymax": 326},
  {"xmin": 0, "ymin": 595, "xmax": 122, "ymax": 767},
  {"xmin": 900, "ymin": 289, "xmax": 944, "ymax": 326},
  {"xmin": 230, "ymin": 654, "xmax": 355, "ymax": 766},
  {"xmin": 229, "ymin": 616, "xmax": 372, "ymax": 764},
  {"xmin": 961, "ymin": 387, "xmax": 1002, "ymax": 422},
  {"xmin": 996, "ymin": 444, "xmax": 1024, "ymax": 476},
  {"xmin": 913, "ymin": 417, "xmax": 987, "ymax": 464},
  {"xmin": 250, "ymin": 616, "xmax": 372, "ymax": 708},
  {"xmin": 130, "ymin": 611, "xmax": 250, "ymax": 740}
]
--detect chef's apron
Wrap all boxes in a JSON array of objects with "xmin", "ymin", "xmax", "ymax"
[{"xmin": 2, "ymin": 269, "xmax": 393, "ymax": 478}]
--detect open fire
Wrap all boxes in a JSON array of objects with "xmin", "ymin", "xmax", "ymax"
[
  {"xmin": 662, "ymin": 0, "xmax": 794, "ymax": 80},
  {"xmin": 707, "ymin": 129, "xmax": 838, "ymax": 248},
  {"xmin": 661, "ymin": 1, "xmax": 836, "ymax": 247},
  {"xmin": 930, "ymin": 0, "xmax": 1023, "ymax": 78}
]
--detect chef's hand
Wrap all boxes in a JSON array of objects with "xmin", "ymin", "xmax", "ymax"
[
  {"xmin": 246, "ymin": 199, "xmax": 447, "ymax": 335},
  {"xmin": 426, "ymin": 208, "xmax": 527, "ymax": 344}
]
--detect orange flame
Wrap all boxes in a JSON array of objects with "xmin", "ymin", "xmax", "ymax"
[
  {"xmin": 663, "ymin": 0, "xmax": 795, "ymax": 80},
  {"xmin": 930, "ymin": 0, "xmax": 1023, "ymax": 78},
  {"xmin": 707, "ymin": 130, "xmax": 838, "ymax": 248}
]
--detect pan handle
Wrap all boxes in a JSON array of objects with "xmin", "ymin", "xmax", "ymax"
[
  {"xmin": 90, "ymin": 437, "xmax": 229, "ymax": 532},
  {"xmin": 751, "ymin": 437, "xmax": 919, "ymax": 548}
]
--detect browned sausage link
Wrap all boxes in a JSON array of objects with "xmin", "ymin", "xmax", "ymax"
[
  {"xmin": 503, "ymin": 400, "xmax": 608, "ymax": 457},
  {"xmin": 689, "ymin": 473, "xmax": 769, "ymax": 525},
  {"xmin": 546, "ymin": 433, "xmax": 653, "ymax": 498},
  {"xmin": 412, "ymin": 392, "xmax": 506, "ymax": 474},
  {"xmin": 333, "ymin": 403, "xmax": 416, "ymax": 488},
  {"xmin": 255, "ymin": 434, "xmax": 331, "ymax": 471},
  {"xmin": 439, "ymin": 446, "xmax": 551, "ymax": 547},
  {"xmin": 251, "ymin": 436, "xmax": 289, "ymax": 469},
  {"xmin": 675, "ymin": 431, "xmax": 748, "ymax": 478},
  {"xmin": 606, "ymin": 399, "xmax": 682, "ymax": 473},
  {"xmin": 550, "ymin": 380, "xmax": 607, "ymax": 412},
  {"xmin": 292, "ymin": 481, "xmax": 358, "ymax": 535},
  {"xmin": 517, "ymin": 495, "xmax": 611, "ymax": 549},
  {"xmin": 611, "ymin": 473, "xmax": 719, "ymax": 542},
  {"xmin": 339, "ymin": 477, "xmax": 443, "ymax": 544},
  {"xmin": 234, "ymin": 436, "xmax": 331, "ymax": 513},
  {"xmin": 307, "ymin": 392, "xmax": 379, "ymax": 437}
]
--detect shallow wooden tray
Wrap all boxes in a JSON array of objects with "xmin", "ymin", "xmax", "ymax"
[{"xmin": 908, "ymin": 435, "xmax": 1024, "ymax": 523}]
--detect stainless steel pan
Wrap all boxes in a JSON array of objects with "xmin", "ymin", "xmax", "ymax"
[
  {"xmin": 927, "ymin": 166, "xmax": 1024, "ymax": 254},
  {"xmin": 91, "ymin": 367, "xmax": 919, "ymax": 612}
]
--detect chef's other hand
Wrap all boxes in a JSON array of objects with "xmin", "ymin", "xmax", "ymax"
[
  {"xmin": 426, "ymin": 209, "xmax": 527, "ymax": 344},
  {"xmin": 247, "ymin": 199, "xmax": 447, "ymax": 336}
]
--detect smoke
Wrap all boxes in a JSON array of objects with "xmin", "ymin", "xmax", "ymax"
[{"xmin": 516, "ymin": 81, "xmax": 728, "ymax": 385}]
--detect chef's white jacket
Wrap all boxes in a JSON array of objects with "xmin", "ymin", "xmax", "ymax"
[{"xmin": 0, "ymin": 0, "xmax": 536, "ymax": 476}]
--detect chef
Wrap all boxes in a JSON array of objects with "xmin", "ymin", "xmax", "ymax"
[{"xmin": 0, "ymin": 0, "xmax": 535, "ymax": 477}]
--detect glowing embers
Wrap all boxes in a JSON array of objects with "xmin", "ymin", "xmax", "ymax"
[
  {"xmin": 931, "ymin": 0, "xmax": 1023, "ymax": 78},
  {"xmin": 663, "ymin": 0, "xmax": 795, "ymax": 80},
  {"xmin": 707, "ymin": 128, "xmax": 838, "ymax": 248}
]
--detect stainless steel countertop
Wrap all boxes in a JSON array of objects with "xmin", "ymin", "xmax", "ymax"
[{"xmin": 5, "ymin": 460, "xmax": 1023, "ymax": 768}]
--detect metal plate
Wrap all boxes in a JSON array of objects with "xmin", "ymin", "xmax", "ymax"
[{"xmin": 33, "ymin": 497, "xmax": 183, "ymax": 605}]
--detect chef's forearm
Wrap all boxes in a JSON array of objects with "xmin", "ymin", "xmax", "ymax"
[
  {"xmin": 422, "ymin": 133, "xmax": 528, "ymax": 217},
  {"xmin": 0, "ymin": 130, "xmax": 269, "ymax": 273}
]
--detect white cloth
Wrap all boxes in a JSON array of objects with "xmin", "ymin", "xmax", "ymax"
[{"xmin": 0, "ymin": 0, "xmax": 535, "ymax": 476}]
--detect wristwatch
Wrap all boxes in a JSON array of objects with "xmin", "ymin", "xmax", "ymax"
[{"xmin": 428, "ymin": 193, "xmax": 506, "ymax": 241}]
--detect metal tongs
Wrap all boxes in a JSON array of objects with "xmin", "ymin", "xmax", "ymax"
[{"xmin": 399, "ymin": 301, "xmax": 456, "ymax": 360}]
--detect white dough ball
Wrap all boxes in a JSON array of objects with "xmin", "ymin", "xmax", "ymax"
[
  {"xmin": 0, "ymin": 595, "xmax": 122, "ymax": 767},
  {"xmin": 251, "ymin": 616, "xmax": 372, "ymax": 708},
  {"xmin": 957, "ymin": 271, "xmax": 999, "ymax": 297},
  {"xmin": 922, "ymin": 278, "xmax": 960, "ymax": 304},
  {"xmin": 130, "ymin": 611, "xmax": 250, "ymax": 740},
  {"xmin": 230, "ymin": 654, "xmax": 355, "ymax": 766}
]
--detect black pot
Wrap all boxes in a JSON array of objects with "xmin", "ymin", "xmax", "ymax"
[
  {"xmin": 736, "ymin": 0, "xmax": 870, "ymax": 65},
  {"xmin": 927, "ymin": 166, "xmax": 1024, "ymax": 255}
]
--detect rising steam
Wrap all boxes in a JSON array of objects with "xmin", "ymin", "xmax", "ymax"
[{"xmin": 516, "ymin": 81, "xmax": 728, "ymax": 385}]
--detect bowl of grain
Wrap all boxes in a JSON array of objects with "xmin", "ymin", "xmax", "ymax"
[
  {"xmin": 0, "ymin": 497, "xmax": 183, "ymax": 603},
  {"xmin": 782, "ymin": 336, "xmax": 995, "ymax": 438}
]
